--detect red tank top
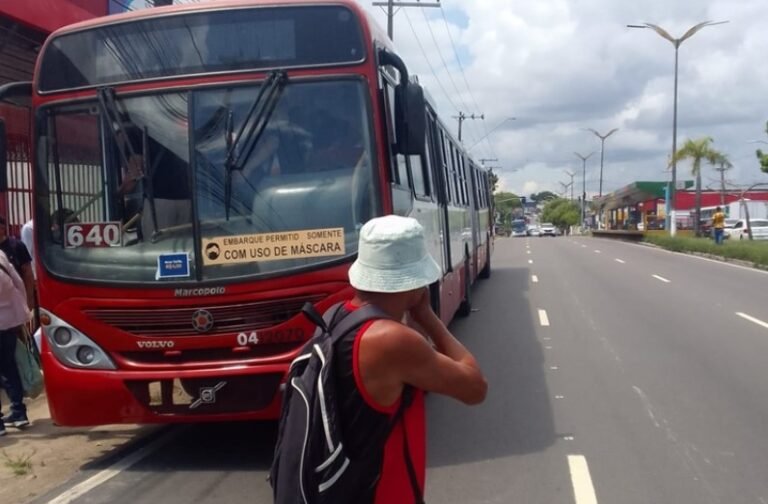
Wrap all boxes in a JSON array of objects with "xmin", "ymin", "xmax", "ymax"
[{"xmin": 343, "ymin": 302, "xmax": 427, "ymax": 503}]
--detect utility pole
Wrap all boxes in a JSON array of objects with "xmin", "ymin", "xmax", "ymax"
[
  {"xmin": 453, "ymin": 112, "xmax": 483, "ymax": 142},
  {"xmin": 372, "ymin": 0, "xmax": 441, "ymax": 41},
  {"xmin": 715, "ymin": 162, "xmax": 732, "ymax": 206}
]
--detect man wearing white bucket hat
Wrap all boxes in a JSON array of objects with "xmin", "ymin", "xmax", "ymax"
[{"xmin": 340, "ymin": 215, "xmax": 487, "ymax": 502}]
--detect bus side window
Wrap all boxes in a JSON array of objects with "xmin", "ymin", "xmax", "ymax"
[{"xmin": 410, "ymin": 155, "xmax": 429, "ymax": 198}]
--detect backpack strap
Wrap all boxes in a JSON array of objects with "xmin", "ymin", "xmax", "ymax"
[{"xmin": 327, "ymin": 304, "xmax": 391, "ymax": 345}]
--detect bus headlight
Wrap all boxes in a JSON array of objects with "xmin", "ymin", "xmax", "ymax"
[
  {"xmin": 53, "ymin": 327, "xmax": 73, "ymax": 346},
  {"xmin": 40, "ymin": 309, "xmax": 116, "ymax": 370}
]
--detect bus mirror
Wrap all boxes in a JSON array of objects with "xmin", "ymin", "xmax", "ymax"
[
  {"xmin": 395, "ymin": 82, "xmax": 426, "ymax": 156},
  {"xmin": 0, "ymin": 120, "xmax": 7, "ymax": 191}
]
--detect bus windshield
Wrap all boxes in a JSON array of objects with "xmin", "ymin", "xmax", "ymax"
[{"xmin": 36, "ymin": 79, "xmax": 376, "ymax": 284}]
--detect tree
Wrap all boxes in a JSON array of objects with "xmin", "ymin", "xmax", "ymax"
[
  {"xmin": 530, "ymin": 191, "xmax": 558, "ymax": 203},
  {"xmin": 488, "ymin": 169, "xmax": 500, "ymax": 193},
  {"xmin": 671, "ymin": 137, "xmax": 720, "ymax": 236},
  {"xmin": 541, "ymin": 198, "xmax": 580, "ymax": 231},
  {"xmin": 757, "ymin": 121, "xmax": 768, "ymax": 174},
  {"xmin": 493, "ymin": 192, "xmax": 521, "ymax": 227}
]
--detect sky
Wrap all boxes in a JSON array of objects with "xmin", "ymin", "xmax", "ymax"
[{"xmin": 354, "ymin": 0, "xmax": 768, "ymax": 199}]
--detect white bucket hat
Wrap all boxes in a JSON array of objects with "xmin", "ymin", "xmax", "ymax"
[{"xmin": 349, "ymin": 215, "xmax": 441, "ymax": 293}]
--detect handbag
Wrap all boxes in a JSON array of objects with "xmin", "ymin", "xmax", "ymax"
[{"xmin": 15, "ymin": 328, "xmax": 44, "ymax": 399}]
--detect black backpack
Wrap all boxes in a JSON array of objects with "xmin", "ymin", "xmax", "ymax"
[{"xmin": 270, "ymin": 302, "xmax": 424, "ymax": 504}]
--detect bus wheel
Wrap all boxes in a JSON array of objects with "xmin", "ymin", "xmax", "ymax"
[
  {"xmin": 457, "ymin": 257, "xmax": 472, "ymax": 317},
  {"xmin": 479, "ymin": 241, "xmax": 491, "ymax": 279}
]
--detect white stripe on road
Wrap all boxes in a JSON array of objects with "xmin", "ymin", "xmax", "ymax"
[
  {"xmin": 736, "ymin": 312, "xmax": 768, "ymax": 330},
  {"xmin": 538, "ymin": 309, "xmax": 550, "ymax": 327},
  {"xmin": 594, "ymin": 250, "xmax": 601, "ymax": 254},
  {"xmin": 615, "ymin": 259, "xmax": 625, "ymax": 264},
  {"xmin": 527, "ymin": 250, "xmax": 531, "ymax": 254},
  {"xmin": 652, "ymin": 274, "xmax": 671, "ymax": 283},
  {"xmin": 48, "ymin": 429, "xmax": 181, "ymax": 504},
  {"xmin": 532, "ymin": 275, "xmax": 539, "ymax": 283},
  {"xmin": 528, "ymin": 259, "xmax": 534, "ymax": 264},
  {"xmin": 582, "ymin": 244, "xmax": 587, "ymax": 248},
  {"xmin": 568, "ymin": 455, "xmax": 598, "ymax": 504}
]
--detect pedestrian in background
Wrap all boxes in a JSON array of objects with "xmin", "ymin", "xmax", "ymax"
[
  {"xmin": 0, "ymin": 216, "xmax": 35, "ymax": 310},
  {"xmin": 0, "ymin": 249, "xmax": 32, "ymax": 435},
  {"xmin": 712, "ymin": 206, "xmax": 726, "ymax": 245}
]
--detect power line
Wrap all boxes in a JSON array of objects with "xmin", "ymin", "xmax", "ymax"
[
  {"xmin": 401, "ymin": 9, "xmax": 460, "ymax": 118},
  {"xmin": 439, "ymin": 6, "xmax": 498, "ymax": 160}
]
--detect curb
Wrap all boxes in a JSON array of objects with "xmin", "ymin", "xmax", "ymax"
[{"xmin": 637, "ymin": 241, "xmax": 768, "ymax": 271}]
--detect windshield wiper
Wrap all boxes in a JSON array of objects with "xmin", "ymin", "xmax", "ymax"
[
  {"xmin": 97, "ymin": 87, "xmax": 160, "ymax": 240},
  {"xmin": 224, "ymin": 70, "xmax": 288, "ymax": 220}
]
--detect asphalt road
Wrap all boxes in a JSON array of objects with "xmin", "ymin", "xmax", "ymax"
[{"xmin": 35, "ymin": 236, "xmax": 768, "ymax": 504}]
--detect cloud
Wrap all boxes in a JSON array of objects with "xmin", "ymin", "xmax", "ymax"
[{"xmin": 355, "ymin": 0, "xmax": 768, "ymax": 196}]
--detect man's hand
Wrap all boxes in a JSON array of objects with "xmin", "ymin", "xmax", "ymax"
[{"xmin": 408, "ymin": 287, "xmax": 433, "ymax": 327}]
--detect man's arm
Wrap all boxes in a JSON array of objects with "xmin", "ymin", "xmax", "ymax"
[{"xmin": 361, "ymin": 317, "xmax": 487, "ymax": 406}]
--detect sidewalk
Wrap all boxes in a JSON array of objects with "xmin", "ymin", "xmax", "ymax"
[{"xmin": 0, "ymin": 392, "xmax": 156, "ymax": 504}]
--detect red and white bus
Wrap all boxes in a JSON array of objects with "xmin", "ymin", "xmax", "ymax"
[{"xmin": 0, "ymin": 0, "xmax": 493, "ymax": 426}]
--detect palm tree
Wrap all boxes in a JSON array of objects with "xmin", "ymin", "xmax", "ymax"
[{"xmin": 671, "ymin": 137, "xmax": 719, "ymax": 236}]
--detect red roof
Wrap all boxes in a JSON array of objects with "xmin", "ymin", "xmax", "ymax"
[{"xmin": 674, "ymin": 191, "xmax": 768, "ymax": 210}]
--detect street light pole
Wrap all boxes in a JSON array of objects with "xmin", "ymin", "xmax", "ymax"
[
  {"xmin": 628, "ymin": 20, "xmax": 728, "ymax": 236},
  {"xmin": 585, "ymin": 128, "xmax": 619, "ymax": 200},
  {"xmin": 574, "ymin": 151, "xmax": 595, "ymax": 229}
]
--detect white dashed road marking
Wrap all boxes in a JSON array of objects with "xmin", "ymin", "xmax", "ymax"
[
  {"xmin": 568, "ymin": 455, "xmax": 599, "ymax": 504},
  {"xmin": 538, "ymin": 309, "xmax": 550, "ymax": 327},
  {"xmin": 594, "ymin": 250, "xmax": 601, "ymax": 254},
  {"xmin": 736, "ymin": 312, "xmax": 768, "ymax": 330},
  {"xmin": 652, "ymin": 274, "xmax": 671, "ymax": 283},
  {"xmin": 528, "ymin": 259, "xmax": 534, "ymax": 264},
  {"xmin": 532, "ymin": 275, "xmax": 539, "ymax": 283},
  {"xmin": 615, "ymin": 259, "xmax": 625, "ymax": 264}
]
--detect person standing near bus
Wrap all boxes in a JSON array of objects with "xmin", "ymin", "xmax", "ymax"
[
  {"xmin": 0, "ymin": 249, "xmax": 32, "ymax": 434},
  {"xmin": 340, "ymin": 215, "xmax": 487, "ymax": 502},
  {"xmin": 712, "ymin": 206, "xmax": 726, "ymax": 245},
  {"xmin": 0, "ymin": 216, "xmax": 34, "ymax": 311}
]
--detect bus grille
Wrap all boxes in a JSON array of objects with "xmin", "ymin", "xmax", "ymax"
[{"xmin": 84, "ymin": 295, "xmax": 324, "ymax": 337}]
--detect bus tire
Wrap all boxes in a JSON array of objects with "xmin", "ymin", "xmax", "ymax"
[
  {"xmin": 457, "ymin": 257, "xmax": 472, "ymax": 318},
  {"xmin": 479, "ymin": 241, "xmax": 491, "ymax": 279}
]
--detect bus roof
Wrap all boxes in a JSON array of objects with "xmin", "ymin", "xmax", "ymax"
[{"xmin": 48, "ymin": 0, "xmax": 369, "ymax": 38}]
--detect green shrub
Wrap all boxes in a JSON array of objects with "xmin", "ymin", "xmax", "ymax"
[{"xmin": 643, "ymin": 235, "xmax": 768, "ymax": 268}]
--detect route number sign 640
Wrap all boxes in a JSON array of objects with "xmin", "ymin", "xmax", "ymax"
[{"xmin": 64, "ymin": 222, "xmax": 123, "ymax": 249}]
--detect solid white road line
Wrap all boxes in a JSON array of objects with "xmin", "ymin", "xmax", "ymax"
[
  {"xmin": 538, "ymin": 309, "xmax": 550, "ymax": 327},
  {"xmin": 531, "ymin": 275, "xmax": 539, "ymax": 283},
  {"xmin": 615, "ymin": 259, "xmax": 626, "ymax": 264},
  {"xmin": 736, "ymin": 312, "xmax": 768, "ymax": 330},
  {"xmin": 47, "ymin": 429, "xmax": 182, "ymax": 504},
  {"xmin": 652, "ymin": 274, "xmax": 671, "ymax": 283},
  {"xmin": 568, "ymin": 455, "xmax": 599, "ymax": 504}
]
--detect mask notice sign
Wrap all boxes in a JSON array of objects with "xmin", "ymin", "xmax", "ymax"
[
  {"xmin": 201, "ymin": 228, "xmax": 345, "ymax": 266},
  {"xmin": 156, "ymin": 253, "xmax": 191, "ymax": 280}
]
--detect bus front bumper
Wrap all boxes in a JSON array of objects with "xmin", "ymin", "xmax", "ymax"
[{"xmin": 41, "ymin": 351, "xmax": 287, "ymax": 426}]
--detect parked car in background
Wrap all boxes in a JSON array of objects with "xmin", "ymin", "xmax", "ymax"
[
  {"xmin": 724, "ymin": 219, "xmax": 768, "ymax": 240},
  {"xmin": 540, "ymin": 223, "xmax": 557, "ymax": 237}
]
